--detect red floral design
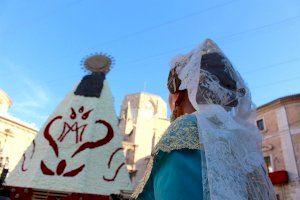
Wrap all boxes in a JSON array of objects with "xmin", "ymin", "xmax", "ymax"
[{"xmin": 39, "ymin": 106, "xmax": 114, "ymax": 177}]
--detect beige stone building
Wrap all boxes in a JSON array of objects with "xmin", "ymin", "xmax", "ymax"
[
  {"xmin": 257, "ymin": 94, "xmax": 300, "ymax": 200},
  {"xmin": 119, "ymin": 93, "xmax": 170, "ymax": 189},
  {"xmin": 0, "ymin": 89, "xmax": 38, "ymax": 174}
]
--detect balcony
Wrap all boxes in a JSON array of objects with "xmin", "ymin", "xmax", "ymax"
[{"xmin": 268, "ymin": 170, "xmax": 288, "ymax": 185}]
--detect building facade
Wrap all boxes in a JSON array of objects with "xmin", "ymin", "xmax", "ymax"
[
  {"xmin": 0, "ymin": 89, "xmax": 38, "ymax": 175},
  {"xmin": 119, "ymin": 93, "xmax": 170, "ymax": 189},
  {"xmin": 257, "ymin": 94, "xmax": 300, "ymax": 200}
]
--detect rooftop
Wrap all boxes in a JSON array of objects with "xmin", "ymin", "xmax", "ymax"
[
  {"xmin": 126, "ymin": 92, "xmax": 164, "ymax": 99},
  {"xmin": 0, "ymin": 112, "xmax": 38, "ymax": 132},
  {"xmin": 257, "ymin": 93, "xmax": 300, "ymax": 111}
]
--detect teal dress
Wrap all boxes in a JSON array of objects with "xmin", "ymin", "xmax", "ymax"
[{"xmin": 133, "ymin": 114, "xmax": 209, "ymax": 200}]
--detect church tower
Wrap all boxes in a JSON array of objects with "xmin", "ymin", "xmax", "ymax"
[{"xmin": 119, "ymin": 93, "xmax": 170, "ymax": 188}]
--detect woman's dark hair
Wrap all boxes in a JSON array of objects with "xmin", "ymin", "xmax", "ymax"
[
  {"xmin": 167, "ymin": 52, "xmax": 240, "ymax": 107},
  {"xmin": 167, "ymin": 68, "xmax": 182, "ymax": 94}
]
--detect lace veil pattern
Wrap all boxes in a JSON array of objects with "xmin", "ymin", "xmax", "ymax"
[{"xmin": 170, "ymin": 39, "xmax": 276, "ymax": 200}]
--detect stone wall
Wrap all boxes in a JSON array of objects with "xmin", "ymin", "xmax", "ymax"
[
  {"xmin": 258, "ymin": 97, "xmax": 300, "ymax": 200},
  {"xmin": 119, "ymin": 93, "xmax": 170, "ymax": 189}
]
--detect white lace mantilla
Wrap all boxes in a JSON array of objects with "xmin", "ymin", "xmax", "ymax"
[
  {"xmin": 169, "ymin": 39, "xmax": 276, "ymax": 199},
  {"xmin": 197, "ymin": 105, "xmax": 276, "ymax": 200}
]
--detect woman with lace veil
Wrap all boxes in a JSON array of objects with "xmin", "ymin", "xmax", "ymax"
[{"xmin": 132, "ymin": 39, "xmax": 276, "ymax": 200}]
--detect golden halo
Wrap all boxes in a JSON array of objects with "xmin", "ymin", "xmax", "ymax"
[{"xmin": 82, "ymin": 53, "xmax": 114, "ymax": 74}]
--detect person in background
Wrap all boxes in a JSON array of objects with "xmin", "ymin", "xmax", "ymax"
[{"xmin": 132, "ymin": 39, "xmax": 276, "ymax": 200}]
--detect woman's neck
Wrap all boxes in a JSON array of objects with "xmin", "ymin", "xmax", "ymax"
[{"xmin": 182, "ymin": 97, "xmax": 196, "ymax": 114}]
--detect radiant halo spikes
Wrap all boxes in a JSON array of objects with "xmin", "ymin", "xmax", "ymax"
[{"xmin": 82, "ymin": 53, "xmax": 114, "ymax": 74}]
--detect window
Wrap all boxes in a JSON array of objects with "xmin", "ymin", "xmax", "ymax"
[
  {"xmin": 264, "ymin": 156, "xmax": 273, "ymax": 172},
  {"xmin": 257, "ymin": 119, "xmax": 265, "ymax": 131},
  {"xmin": 125, "ymin": 149, "xmax": 135, "ymax": 165}
]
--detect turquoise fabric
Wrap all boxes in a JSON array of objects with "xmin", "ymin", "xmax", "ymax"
[
  {"xmin": 136, "ymin": 114, "xmax": 208, "ymax": 200},
  {"xmin": 137, "ymin": 149, "xmax": 204, "ymax": 200}
]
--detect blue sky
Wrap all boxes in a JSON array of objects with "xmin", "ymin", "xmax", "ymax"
[{"xmin": 0, "ymin": 0, "xmax": 299, "ymax": 128}]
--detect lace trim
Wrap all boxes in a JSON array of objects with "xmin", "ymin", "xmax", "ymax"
[
  {"xmin": 154, "ymin": 114, "xmax": 202, "ymax": 153},
  {"xmin": 131, "ymin": 156, "xmax": 154, "ymax": 199},
  {"xmin": 131, "ymin": 114, "xmax": 202, "ymax": 199}
]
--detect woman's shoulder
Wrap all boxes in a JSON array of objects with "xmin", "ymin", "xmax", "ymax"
[
  {"xmin": 133, "ymin": 114, "xmax": 202, "ymax": 199},
  {"xmin": 169, "ymin": 113, "xmax": 198, "ymax": 131},
  {"xmin": 155, "ymin": 113, "xmax": 201, "ymax": 153}
]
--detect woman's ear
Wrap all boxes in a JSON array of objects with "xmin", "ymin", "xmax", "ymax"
[{"xmin": 168, "ymin": 93, "xmax": 179, "ymax": 112}]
